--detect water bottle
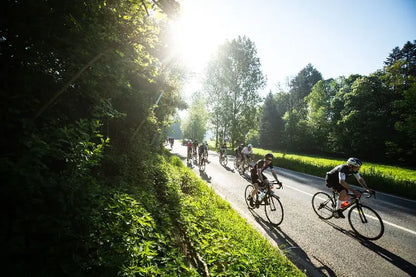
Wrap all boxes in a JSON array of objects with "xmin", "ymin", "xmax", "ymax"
[{"xmin": 258, "ymin": 191, "xmax": 266, "ymax": 201}]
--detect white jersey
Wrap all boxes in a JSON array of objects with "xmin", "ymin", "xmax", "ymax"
[{"xmin": 241, "ymin": 147, "xmax": 253, "ymax": 156}]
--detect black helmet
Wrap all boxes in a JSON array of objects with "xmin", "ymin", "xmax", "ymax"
[
  {"xmin": 264, "ymin": 153, "xmax": 274, "ymax": 160},
  {"xmin": 347, "ymin": 157, "xmax": 362, "ymax": 167}
]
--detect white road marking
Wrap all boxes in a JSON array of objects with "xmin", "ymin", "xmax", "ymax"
[{"xmin": 284, "ymin": 183, "xmax": 416, "ymax": 236}]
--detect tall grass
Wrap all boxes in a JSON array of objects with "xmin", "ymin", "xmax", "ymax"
[
  {"xmin": 254, "ymin": 148, "xmax": 416, "ymax": 200},
  {"xmin": 201, "ymin": 140, "xmax": 416, "ymax": 199}
]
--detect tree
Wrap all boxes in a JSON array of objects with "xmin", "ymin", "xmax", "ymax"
[
  {"xmin": 305, "ymin": 79, "xmax": 334, "ymax": 152},
  {"xmin": 338, "ymin": 73, "xmax": 396, "ymax": 160},
  {"xmin": 383, "ymin": 41, "xmax": 416, "ymax": 164},
  {"xmin": 0, "ymin": 0, "xmax": 184, "ymax": 274},
  {"xmin": 203, "ymin": 36, "xmax": 265, "ymax": 148},
  {"xmin": 282, "ymin": 64, "xmax": 322, "ymax": 152},
  {"xmin": 182, "ymin": 92, "xmax": 208, "ymax": 141},
  {"xmin": 289, "ymin": 63, "xmax": 323, "ymax": 112},
  {"xmin": 259, "ymin": 92, "xmax": 281, "ymax": 149}
]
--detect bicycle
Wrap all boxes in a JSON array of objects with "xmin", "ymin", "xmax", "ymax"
[
  {"xmin": 199, "ymin": 153, "xmax": 206, "ymax": 171},
  {"xmin": 239, "ymin": 156, "xmax": 254, "ymax": 175},
  {"xmin": 244, "ymin": 180, "xmax": 284, "ymax": 226},
  {"xmin": 192, "ymin": 148, "xmax": 198, "ymax": 164},
  {"xmin": 233, "ymin": 154, "xmax": 241, "ymax": 171},
  {"xmin": 203, "ymin": 148, "xmax": 208, "ymax": 163},
  {"xmin": 187, "ymin": 148, "xmax": 192, "ymax": 164},
  {"xmin": 312, "ymin": 189, "xmax": 384, "ymax": 240},
  {"xmin": 219, "ymin": 149, "xmax": 228, "ymax": 166}
]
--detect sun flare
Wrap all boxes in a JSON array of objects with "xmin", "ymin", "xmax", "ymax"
[{"xmin": 168, "ymin": 4, "xmax": 224, "ymax": 73}]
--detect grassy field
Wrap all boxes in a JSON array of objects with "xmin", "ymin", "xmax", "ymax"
[{"xmin": 204, "ymin": 141, "xmax": 416, "ymax": 199}]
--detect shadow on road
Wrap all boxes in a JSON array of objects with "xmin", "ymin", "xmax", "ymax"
[
  {"xmin": 325, "ymin": 221, "xmax": 416, "ymax": 276},
  {"xmin": 221, "ymin": 164, "xmax": 234, "ymax": 172},
  {"xmin": 199, "ymin": 169, "xmax": 212, "ymax": 183},
  {"xmin": 248, "ymin": 209, "xmax": 334, "ymax": 277}
]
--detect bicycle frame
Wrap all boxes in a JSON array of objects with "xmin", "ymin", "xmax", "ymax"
[
  {"xmin": 312, "ymin": 189, "xmax": 383, "ymax": 240},
  {"xmin": 332, "ymin": 191, "xmax": 359, "ymax": 211}
]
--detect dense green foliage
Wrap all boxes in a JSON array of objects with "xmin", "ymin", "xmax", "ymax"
[
  {"xmin": 1, "ymin": 1, "xmax": 305, "ymax": 275},
  {"xmin": 258, "ymin": 42, "xmax": 416, "ymax": 166},
  {"xmin": 181, "ymin": 92, "xmax": 208, "ymax": 142},
  {"xmin": 203, "ymin": 36, "xmax": 265, "ymax": 148}
]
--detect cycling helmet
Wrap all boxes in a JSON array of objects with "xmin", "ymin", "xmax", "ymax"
[
  {"xmin": 347, "ymin": 157, "xmax": 362, "ymax": 167},
  {"xmin": 240, "ymin": 143, "xmax": 244, "ymax": 147},
  {"xmin": 248, "ymin": 144, "xmax": 252, "ymax": 147},
  {"xmin": 265, "ymin": 153, "xmax": 274, "ymax": 159}
]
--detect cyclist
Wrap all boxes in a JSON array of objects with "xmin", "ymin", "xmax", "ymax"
[
  {"xmin": 247, "ymin": 153, "xmax": 281, "ymax": 208},
  {"xmin": 235, "ymin": 143, "xmax": 244, "ymax": 168},
  {"xmin": 187, "ymin": 140, "xmax": 193, "ymax": 162},
  {"xmin": 198, "ymin": 143, "xmax": 205, "ymax": 166},
  {"xmin": 325, "ymin": 157, "xmax": 371, "ymax": 218},
  {"xmin": 241, "ymin": 144, "xmax": 253, "ymax": 172},
  {"xmin": 192, "ymin": 140, "xmax": 198, "ymax": 160},
  {"xmin": 203, "ymin": 141, "xmax": 209, "ymax": 159},
  {"xmin": 219, "ymin": 141, "xmax": 227, "ymax": 161}
]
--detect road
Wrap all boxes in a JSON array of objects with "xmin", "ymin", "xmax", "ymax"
[{"xmin": 169, "ymin": 143, "xmax": 416, "ymax": 277}]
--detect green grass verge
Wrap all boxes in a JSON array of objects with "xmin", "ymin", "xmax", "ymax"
[
  {"xmin": 80, "ymin": 150, "xmax": 305, "ymax": 276},
  {"xmin": 201, "ymin": 140, "xmax": 416, "ymax": 199},
  {"xmin": 254, "ymin": 148, "xmax": 416, "ymax": 200}
]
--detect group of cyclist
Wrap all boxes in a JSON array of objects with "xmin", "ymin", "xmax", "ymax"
[
  {"xmin": 218, "ymin": 140, "xmax": 372, "ymax": 218},
  {"xmin": 187, "ymin": 139, "xmax": 209, "ymax": 166},
  {"xmin": 185, "ymin": 138, "xmax": 372, "ymax": 219},
  {"xmin": 167, "ymin": 137, "xmax": 174, "ymax": 149}
]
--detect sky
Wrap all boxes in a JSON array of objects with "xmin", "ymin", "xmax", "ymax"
[{"xmin": 168, "ymin": 0, "xmax": 416, "ymax": 101}]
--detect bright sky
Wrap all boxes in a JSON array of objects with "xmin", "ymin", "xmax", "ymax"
[{"xmin": 168, "ymin": 0, "xmax": 416, "ymax": 100}]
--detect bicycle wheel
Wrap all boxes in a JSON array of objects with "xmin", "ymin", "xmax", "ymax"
[
  {"xmin": 200, "ymin": 159, "xmax": 206, "ymax": 171},
  {"xmin": 244, "ymin": 184, "xmax": 255, "ymax": 209},
  {"xmin": 233, "ymin": 157, "xmax": 239, "ymax": 170},
  {"xmin": 220, "ymin": 155, "xmax": 227, "ymax": 166},
  {"xmin": 264, "ymin": 195, "xmax": 284, "ymax": 226},
  {"xmin": 312, "ymin": 192, "xmax": 335, "ymax": 220},
  {"xmin": 348, "ymin": 204, "xmax": 384, "ymax": 240}
]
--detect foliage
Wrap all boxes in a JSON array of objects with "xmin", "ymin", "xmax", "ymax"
[
  {"xmin": 203, "ymin": 36, "xmax": 265, "ymax": 148},
  {"xmin": 259, "ymin": 92, "xmax": 280, "ymax": 148},
  {"xmin": 258, "ymin": 41, "xmax": 416, "ymax": 166},
  {"xmin": 280, "ymin": 64, "xmax": 323, "ymax": 152},
  {"xmin": 181, "ymin": 92, "xmax": 208, "ymax": 141}
]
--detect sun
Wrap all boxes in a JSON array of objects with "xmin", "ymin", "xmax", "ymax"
[{"xmin": 167, "ymin": 3, "xmax": 224, "ymax": 73}]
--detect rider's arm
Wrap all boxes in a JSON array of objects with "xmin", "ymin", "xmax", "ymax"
[
  {"xmin": 270, "ymin": 168, "xmax": 279, "ymax": 182},
  {"xmin": 354, "ymin": 173, "xmax": 369, "ymax": 190},
  {"xmin": 339, "ymin": 173, "xmax": 360, "ymax": 196}
]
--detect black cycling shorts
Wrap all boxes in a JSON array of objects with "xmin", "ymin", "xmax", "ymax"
[
  {"xmin": 326, "ymin": 175, "xmax": 347, "ymax": 193},
  {"xmin": 251, "ymin": 173, "xmax": 267, "ymax": 187}
]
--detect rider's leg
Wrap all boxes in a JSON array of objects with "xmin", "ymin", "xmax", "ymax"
[
  {"xmin": 337, "ymin": 189, "xmax": 349, "ymax": 209},
  {"xmin": 241, "ymin": 155, "xmax": 245, "ymax": 171}
]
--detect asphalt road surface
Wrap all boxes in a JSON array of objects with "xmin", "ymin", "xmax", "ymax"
[{"xmin": 168, "ymin": 143, "xmax": 416, "ymax": 277}]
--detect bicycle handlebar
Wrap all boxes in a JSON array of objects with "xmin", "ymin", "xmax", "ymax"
[
  {"xmin": 270, "ymin": 180, "xmax": 283, "ymax": 189},
  {"xmin": 348, "ymin": 189, "xmax": 376, "ymax": 199}
]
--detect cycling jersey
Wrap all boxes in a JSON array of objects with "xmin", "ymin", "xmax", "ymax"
[
  {"xmin": 241, "ymin": 146, "xmax": 253, "ymax": 156},
  {"xmin": 198, "ymin": 145, "xmax": 205, "ymax": 156},
  {"xmin": 326, "ymin": 164, "xmax": 361, "ymax": 191},
  {"xmin": 250, "ymin": 159, "xmax": 274, "ymax": 185}
]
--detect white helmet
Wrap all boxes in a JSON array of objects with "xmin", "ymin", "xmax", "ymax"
[{"xmin": 347, "ymin": 157, "xmax": 362, "ymax": 167}]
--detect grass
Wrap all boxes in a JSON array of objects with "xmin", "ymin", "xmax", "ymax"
[
  {"xmin": 197, "ymin": 140, "xmax": 416, "ymax": 199},
  {"xmin": 254, "ymin": 148, "xmax": 416, "ymax": 199}
]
